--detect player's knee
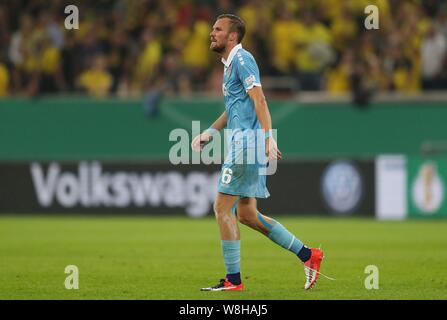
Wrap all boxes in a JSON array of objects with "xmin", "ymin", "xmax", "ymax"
[{"xmin": 213, "ymin": 201, "xmax": 226, "ymax": 218}]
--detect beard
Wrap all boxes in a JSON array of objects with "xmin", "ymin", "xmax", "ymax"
[{"xmin": 210, "ymin": 41, "xmax": 225, "ymax": 53}]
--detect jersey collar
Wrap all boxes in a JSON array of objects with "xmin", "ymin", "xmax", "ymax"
[{"xmin": 221, "ymin": 43, "xmax": 242, "ymax": 67}]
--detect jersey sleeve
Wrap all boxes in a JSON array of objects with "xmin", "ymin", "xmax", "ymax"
[{"xmin": 236, "ymin": 52, "xmax": 262, "ymax": 92}]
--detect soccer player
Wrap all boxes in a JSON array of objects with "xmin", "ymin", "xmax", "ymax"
[{"xmin": 191, "ymin": 14, "xmax": 324, "ymax": 291}]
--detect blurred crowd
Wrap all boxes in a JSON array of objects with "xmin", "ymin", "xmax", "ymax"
[{"xmin": 1, "ymin": 0, "xmax": 447, "ymax": 98}]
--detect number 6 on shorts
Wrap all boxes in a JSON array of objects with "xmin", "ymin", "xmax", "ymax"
[{"xmin": 221, "ymin": 168, "xmax": 233, "ymax": 184}]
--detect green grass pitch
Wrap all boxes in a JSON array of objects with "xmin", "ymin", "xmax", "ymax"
[{"xmin": 0, "ymin": 215, "xmax": 446, "ymax": 300}]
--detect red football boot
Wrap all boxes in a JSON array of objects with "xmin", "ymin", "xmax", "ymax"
[
  {"xmin": 200, "ymin": 278, "xmax": 244, "ymax": 291},
  {"xmin": 304, "ymin": 248, "xmax": 324, "ymax": 290}
]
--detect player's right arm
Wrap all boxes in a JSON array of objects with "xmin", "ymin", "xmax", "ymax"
[{"xmin": 191, "ymin": 111, "xmax": 227, "ymax": 151}]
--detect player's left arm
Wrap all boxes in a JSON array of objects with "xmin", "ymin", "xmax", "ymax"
[{"xmin": 248, "ymin": 87, "xmax": 282, "ymax": 160}]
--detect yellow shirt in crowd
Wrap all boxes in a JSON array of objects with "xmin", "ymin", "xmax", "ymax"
[
  {"xmin": 79, "ymin": 70, "xmax": 112, "ymax": 98},
  {"xmin": 0, "ymin": 64, "xmax": 9, "ymax": 96},
  {"xmin": 182, "ymin": 21, "xmax": 211, "ymax": 68},
  {"xmin": 41, "ymin": 47, "xmax": 61, "ymax": 74},
  {"xmin": 294, "ymin": 22, "xmax": 332, "ymax": 72}
]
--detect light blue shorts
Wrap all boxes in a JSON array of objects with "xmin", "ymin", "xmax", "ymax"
[{"xmin": 217, "ymin": 144, "xmax": 270, "ymax": 199}]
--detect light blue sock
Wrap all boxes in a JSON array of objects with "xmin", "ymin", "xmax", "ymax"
[
  {"xmin": 221, "ymin": 240, "xmax": 240, "ymax": 274},
  {"xmin": 257, "ymin": 212, "xmax": 304, "ymax": 255}
]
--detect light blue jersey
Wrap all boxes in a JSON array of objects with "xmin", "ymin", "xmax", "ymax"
[
  {"xmin": 217, "ymin": 44, "xmax": 270, "ymax": 199},
  {"xmin": 222, "ymin": 43, "xmax": 261, "ymax": 148}
]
